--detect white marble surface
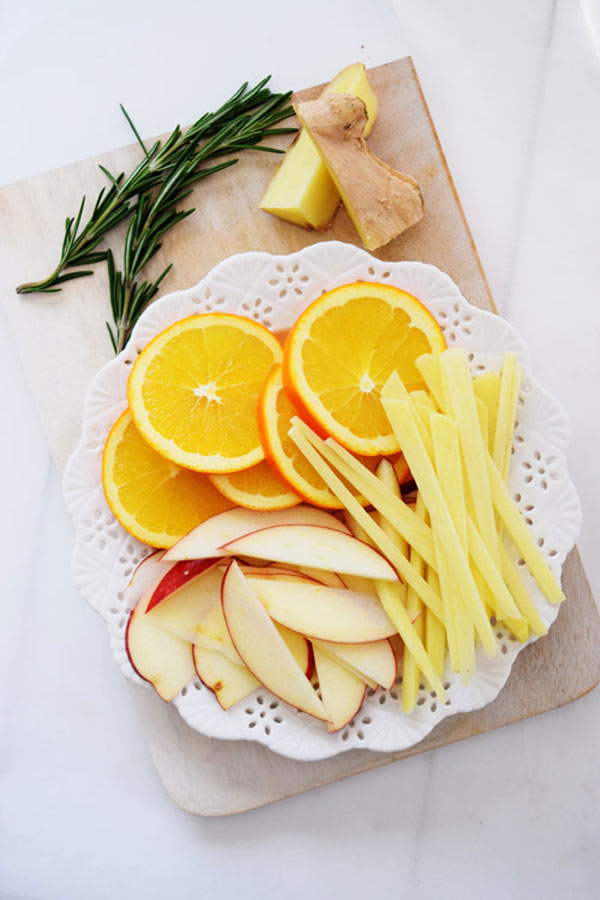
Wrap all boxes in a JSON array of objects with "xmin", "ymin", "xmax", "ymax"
[{"xmin": 1, "ymin": 1, "xmax": 600, "ymax": 898}]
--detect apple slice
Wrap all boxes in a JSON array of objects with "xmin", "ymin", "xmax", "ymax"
[
  {"xmin": 313, "ymin": 638, "xmax": 396, "ymax": 689},
  {"xmin": 242, "ymin": 565, "xmax": 317, "ymax": 583},
  {"xmin": 163, "ymin": 505, "xmax": 350, "ymax": 561},
  {"xmin": 145, "ymin": 566, "xmax": 224, "ymax": 641},
  {"xmin": 145, "ymin": 557, "xmax": 222, "ymax": 612},
  {"xmin": 125, "ymin": 550, "xmax": 167, "ymax": 602},
  {"xmin": 312, "ymin": 645, "xmax": 366, "ymax": 732},
  {"xmin": 221, "ymin": 562, "xmax": 328, "ymax": 721},
  {"xmin": 275, "ymin": 624, "xmax": 312, "ymax": 678},
  {"xmin": 247, "ymin": 577, "xmax": 396, "ymax": 643},
  {"xmin": 221, "ymin": 524, "xmax": 398, "ymax": 582},
  {"xmin": 125, "ymin": 591, "xmax": 195, "ymax": 702},
  {"xmin": 192, "ymin": 646, "xmax": 260, "ymax": 710},
  {"xmin": 192, "ymin": 597, "xmax": 312, "ymax": 676},
  {"xmin": 241, "ymin": 563, "xmax": 344, "ymax": 588},
  {"xmin": 295, "ymin": 566, "xmax": 346, "ymax": 587}
]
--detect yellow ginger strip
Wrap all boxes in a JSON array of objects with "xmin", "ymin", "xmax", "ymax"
[
  {"xmin": 490, "ymin": 357, "xmax": 531, "ymax": 639},
  {"xmin": 346, "ymin": 511, "xmax": 446, "ymax": 699},
  {"xmin": 476, "ymin": 397, "xmax": 489, "ymax": 452},
  {"xmin": 402, "ymin": 491, "xmax": 426, "ymax": 712},
  {"xmin": 291, "ymin": 421, "xmax": 437, "ymax": 569},
  {"xmin": 431, "ymin": 414, "xmax": 475, "ymax": 680},
  {"xmin": 499, "ymin": 544, "xmax": 548, "ymax": 636},
  {"xmin": 482, "ymin": 353, "xmax": 524, "ymax": 643},
  {"xmin": 374, "ymin": 460, "xmax": 408, "ymax": 609},
  {"xmin": 425, "ymin": 564, "xmax": 446, "ymax": 677},
  {"xmin": 473, "ymin": 371, "xmax": 501, "ymax": 450},
  {"xmin": 409, "ymin": 389, "xmax": 438, "ymax": 411},
  {"xmin": 382, "ymin": 373, "xmax": 522, "ymax": 623},
  {"xmin": 465, "ymin": 520, "xmax": 523, "ymax": 622},
  {"xmin": 381, "ymin": 397, "xmax": 497, "ymax": 657},
  {"xmin": 413, "ymin": 408, "xmax": 460, "ymax": 670},
  {"xmin": 374, "ymin": 581, "xmax": 447, "ymax": 699},
  {"xmin": 486, "ymin": 454, "xmax": 564, "ymax": 603},
  {"xmin": 288, "ymin": 424, "xmax": 445, "ymax": 622},
  {"xmin": 415, "ymin": 352, "xmax": 445, "ymax": 409},
  {"xmin": 493, "ymin": 354, "xmax": 522, "ymax": 481},
  {"xmin": 431, "ymin": 513, "xmax": 460, "ymax": 671},
  {"xmin": 439, "ymin": 348, "xmax": 501, "ymax": 572},
  {"xmin": 377, "ymin": 460, "xmax": 424, "ymax": 712},
  {"xmin": 473, "ymin": 395, "xmax": 494, "ymax": 619}
]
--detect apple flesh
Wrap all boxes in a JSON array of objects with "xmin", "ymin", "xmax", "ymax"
[
  {"xmin": 221, "ymin": 562, "xmax": 328, "ymax": 721},
  {"xmin": 145, "ymin": 566, "xmax": 312, "ymax": 676},
  {"xmin": 313, "ymin": 638, "xmax": 396, "ymax": 689},
  {"xmin": 241, "ymin": 565, "xmax": 317, "ymax": 583},
  {"xmin": 221, "ymin": 524, "xmax": 399, "ymax": 581},
  {"xmin": 163, "ymin": 505, "xmax": 350, "ymax": 561},
  {"xmin": 145, "ymin": 567, "xmax": 224, "ymax": 642},
  {"xmin": 192, "ymin": 646, "xmax": 260, "ymax": 710},
  {"xmin": 312, "ymin": 645, "xmax": 366, "ymax": 732},
  {"xmin": 296, "ymin": 566, "xmax": 346, "ymax": 588},
  {"xmin": 125, "ymin": 590, "xmax": 195, "ymax": 702},
  {"xmin": 145, "ymin": 557, "xmax": 222, "ymax": 612},
  {"xmin": 241, "ymin": 564, "xmax": 345, "ymax": 589},
  {"xmin": 247, "ymin": 577, "xmax": 396, "ymax": 643}
]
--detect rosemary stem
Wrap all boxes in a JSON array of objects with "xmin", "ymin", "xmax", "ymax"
[
  {"xmin": 16, "ymin": 265, "xmax": 64, "ymax": 294},
  {"xmin": 15, "ymin": 76, "xmax": 297, "ymax": 346},
  {"xmin": 115, "ymin": 282, "xmax": 134, "ymax": 354}
]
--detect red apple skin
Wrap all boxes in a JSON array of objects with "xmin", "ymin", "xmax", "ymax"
[
  {"xmin": 220, "ymin": 561, "xmax": 328, "ymax": 723},
  {"xmin": 125, "ymin": 592, "xmax": 196, "ymax": 701},
  {"xmin": 145, "ymin": 557, "xmax": 222, "ymax": 612},
  {"xmin": 220, "ymin": 524, "xmax": 400, "ymax": 581},
  {"xmin": 125, "ymin": 609, "xmax": 151, "ymax": 685}
]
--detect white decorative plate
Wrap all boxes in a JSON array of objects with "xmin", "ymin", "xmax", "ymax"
[{"xmin": 63, "ymin": 241, "xmax": 582, "ymax": 761}]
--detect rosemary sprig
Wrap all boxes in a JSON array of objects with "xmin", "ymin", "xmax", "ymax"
[
  {"xmin": 16, "ymin": 77, "xmax": 296, "ymax": 299},
  {"xmin": 104, "ymin": 83, "xmax": 297, "ymax": 353}
]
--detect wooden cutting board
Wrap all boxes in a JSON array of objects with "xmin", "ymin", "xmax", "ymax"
[{"xmin": 2, "ymin": 58, "xmax": 599, "ymax": 816}]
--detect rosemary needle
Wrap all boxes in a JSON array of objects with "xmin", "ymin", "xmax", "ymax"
[{"xmin": 17, "ymin": 77, "xmax": 296, "ymax": 353}]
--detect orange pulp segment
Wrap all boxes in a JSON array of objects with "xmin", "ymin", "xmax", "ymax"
[
  {"xmin": 257, "ymin": 365, "xmax": 378, "ymax": 509},
  {"xmin": 102, "ymin": 409, "xmax": 234, "ymax": 548},
  {"xmin": 128, "ymin": 313, "xmax": 283, "ymax": 473},
  {"xmin": 283, "ymin": 282, "xmax": 446, "ymax": 455},
  {"xmin": 208, "ymin": 460, "xmax": 301, "ymax": 511}
]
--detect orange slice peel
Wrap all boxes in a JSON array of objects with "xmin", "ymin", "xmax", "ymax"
[
  {"xmin": 128, "ymin": 313, "xmax": 283, "ymax": 473},
  {"xmin": 208, "ymin": 460, "xmax": 302, "ymax": 511},
  {"xmin": 102, "ymin": 410, "xmax": 234, "ymax": 548},
  {"xmin": 282, "ymin": 282, "xmax": 445, "ymax": 455}
]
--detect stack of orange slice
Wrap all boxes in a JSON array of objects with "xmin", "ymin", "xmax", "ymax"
[{"xmin": 102, "ymin": 283, "xmax": 445, "ymax": 547}]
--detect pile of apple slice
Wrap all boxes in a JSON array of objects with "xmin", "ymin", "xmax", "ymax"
[{"xmin": 125, "ymin": 506, "xmax": 401, "ymax": 732}]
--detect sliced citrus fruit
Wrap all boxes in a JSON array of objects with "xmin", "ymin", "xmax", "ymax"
[
  {"xmin": 128, "ymin": 313, "xmax": 283, "ymax": 473},
  {"xmin": 102, "ymin": 409, "xmax": 234, "ymax": 548},
  {"xmin": 257, "ymin": 365, "xmax": 378, "ymax": 509},
  {"xmin": 208, "ymin": 460, "xmax": 301, "ymax": 511},
  {"xmin": 283, "ymin": 282, "xmax": 446, "ymax": 455}
]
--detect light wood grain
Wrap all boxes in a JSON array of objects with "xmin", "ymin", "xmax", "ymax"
[{"xmin": 1, "ymin": 58, "xmax": 599, "ymax": 816}]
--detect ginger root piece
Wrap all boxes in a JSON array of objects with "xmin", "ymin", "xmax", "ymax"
[
  {"xmin": 295, "ymin": 93, "xmax": 424, "ymax": 251},
  {"xmin": 259, "ymin": 63, "xmax": 378, "ymax": 230}
]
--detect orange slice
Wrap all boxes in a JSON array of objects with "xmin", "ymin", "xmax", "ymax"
[
  {"xmin": 102, "ymin": 410, "xmax": 234, "ymax": 548},
  {"xmin": 208, "ymin": 460, "xmax": 301, "ymax": 511},
  {"xmin": 283, "ymin": 282, "xmax": 446, "ymax": 455},
  {"xmin": 258, "ymin": 366, "xmax": 378, "ymax": 509},
  {"xmin": 128, "ymin": 313, "xmax": 283, "ymax": 473}
]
